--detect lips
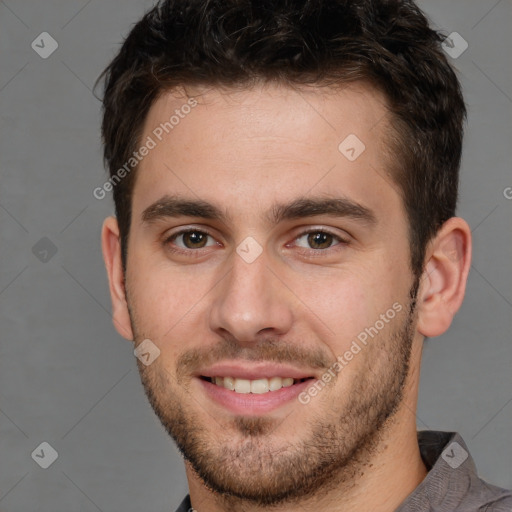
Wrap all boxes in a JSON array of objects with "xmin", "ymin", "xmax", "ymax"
[
  {"xmin": 195, "ymin": 361, "xmax": 317, "ymax": 414},
  {"xmin": 197, "ymin": 361, "xmax": 317, "ymax": 381},
  {"xmin": 202, "ymin": 375, "xmax": 311, "ymax": 394}
]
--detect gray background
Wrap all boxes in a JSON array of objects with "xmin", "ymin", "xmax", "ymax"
[{"xmin": 0, "ymin": 1, "xmax": 511, "ymax": 511}]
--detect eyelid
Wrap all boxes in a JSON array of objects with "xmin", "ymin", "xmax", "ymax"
[
  {"xmin": 162, "ymin": 225, "xmax": 350, "ymax": 255},
  {"xmin": 289, "ymin": 227, "xmax": 350, "ymax": 250},
  {"xmin": 294, "ymin": 226, "xmax": 349, "ymax": 240},
  {"xmin": 164, "ymin": 226, "xmax": 220, "ymax": 246}
]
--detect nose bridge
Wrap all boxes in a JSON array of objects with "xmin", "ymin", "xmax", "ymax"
[{"xmin": 209, "ymin": 246, "xmax": 293, "ymax": 343}]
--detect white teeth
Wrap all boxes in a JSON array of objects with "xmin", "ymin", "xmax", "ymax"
[
  {"xmin": 250, "ymin": 379, "xmax": 269, "ymax": 394},
  {"xmin": 223, "ymin": 376, "xmax": 235, "ymax": 391},
  {"xmin": 282, "ymin": 377, "xmax": 294, "ymax": 387},
  {"xmin": 210, "ymin": 376, "xmax": 301, "ymax": 393},
  {"xmin": 234, "ymin": 378, "xmax": 251, "ymax": 394},
  {"xmin": 268, "ymin": 376, "xmax": 283, "ymax": 391}
]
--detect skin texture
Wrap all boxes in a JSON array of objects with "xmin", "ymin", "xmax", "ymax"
[{"xmin": 102, "ymin": 82, "xmax": 472, "ymax": 512}]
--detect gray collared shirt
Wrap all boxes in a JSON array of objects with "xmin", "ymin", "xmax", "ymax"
[{"xmin": 175, "ymin": 431, "xmax": 512, "ymax": 511}]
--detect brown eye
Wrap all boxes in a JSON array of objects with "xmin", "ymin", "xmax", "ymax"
[
  {"xmin": 307, "ymin": 232, "xmax": 333, "ymax": 249},
  {"xmin": 168, "ymin": 230, "xmax": 216, "ymax": 250},
  {"xmin": 295, "ymin": 230, "xmax": 343, "ymax": 250},
  {"xmin": 181, "ymin": 231, "xmax": 208, "ymax": 248}
]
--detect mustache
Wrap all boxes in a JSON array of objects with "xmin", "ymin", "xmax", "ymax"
[{"xmin": 176, "ymin": 337, "xmax": 333, "ymax": 382}]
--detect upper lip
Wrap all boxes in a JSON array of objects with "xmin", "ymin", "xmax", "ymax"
[{"xmin": 196, "ymin": 361, "xmax": 318, "ymax": 380}]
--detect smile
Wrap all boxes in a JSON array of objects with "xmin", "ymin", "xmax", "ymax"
[
  {"xmin": 198, "ymin": 375, "xmax": 315, "ymax": 415},
  {"xmin": 201, "ymin": 376, "xmax": 311, "ymax": 394}
]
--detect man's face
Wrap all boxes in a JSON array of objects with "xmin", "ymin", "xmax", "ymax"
[{"xmin": 123, "ymin": 83, "xmax": 421, "ymax": 504}]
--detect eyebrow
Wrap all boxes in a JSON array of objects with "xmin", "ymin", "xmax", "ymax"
[{"xmin": 141, "ymin": 194, "xmax": 376, "ymax": 227}]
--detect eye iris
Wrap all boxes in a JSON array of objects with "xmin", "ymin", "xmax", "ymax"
[
  {"xmin": 184, "ymin": 231, "xmax": 208, "ymax": 248},
  {"xmin": 308, "ymin": 232, "xmax": 332, "ymax": 249}
]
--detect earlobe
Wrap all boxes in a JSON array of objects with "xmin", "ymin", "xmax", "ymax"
[
  {"xmin": 416, "ymin": 217, "xmax": 472, "ymax": 338},
  {"xmin": 101, "ymin": 216, "xmax": 134, "ymax": 341}
]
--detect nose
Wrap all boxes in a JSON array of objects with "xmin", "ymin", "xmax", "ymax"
[{"xmin": 208, "ymin": 246, "xmax": 294, "ymax": 346}]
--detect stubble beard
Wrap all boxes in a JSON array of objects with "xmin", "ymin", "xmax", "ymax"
[{"xmin": 130, "ymin": 284, "xmax": 419, "ymax": 507}]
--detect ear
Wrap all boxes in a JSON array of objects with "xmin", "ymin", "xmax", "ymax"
[
  {"xmin": 101, "ymin": 216, "xmax": 134, "ymax": 341},
  {"xmin": 416, "ymin": 217, "xmax": 472, "ymax": 338}
]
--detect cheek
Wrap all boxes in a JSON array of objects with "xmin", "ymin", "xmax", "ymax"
[
  {"xmin": 127, "ymin": 254, "xmax": 217, "ymax": 341},
  {"xmin": 291, "ymin": 264, "xmax": 401, "ymax": 351}
]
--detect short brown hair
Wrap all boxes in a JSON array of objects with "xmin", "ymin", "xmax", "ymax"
[{"xmin": 97, "ymin": 0, "xmax": 466, "ymax": 276}]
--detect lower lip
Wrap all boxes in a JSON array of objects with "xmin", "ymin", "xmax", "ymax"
[{"xmin": 198, "ymin": 378, "xmax": 313, "ymax": 415}]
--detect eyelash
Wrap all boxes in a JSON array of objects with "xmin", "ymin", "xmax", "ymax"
[{"xmin": 163, "ymin": 227, "xmax": 349, "ymax": 257}]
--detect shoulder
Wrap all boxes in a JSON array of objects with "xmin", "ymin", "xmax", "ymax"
[
  {"xmin": 475, "ymin": 481, "xmax": 512, "ymax": 511},
  {"xmin": 404, "ymin": 431, "xmax": 512, "ymax": 512}
]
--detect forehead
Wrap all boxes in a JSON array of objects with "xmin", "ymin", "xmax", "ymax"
[
  {"xmin": 144, "ymin": 81, "xmax": 390, "ymax": 153},
  {"xmin": 132, "ymin": 82, "xmax": 401, "ymax": 223}
]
